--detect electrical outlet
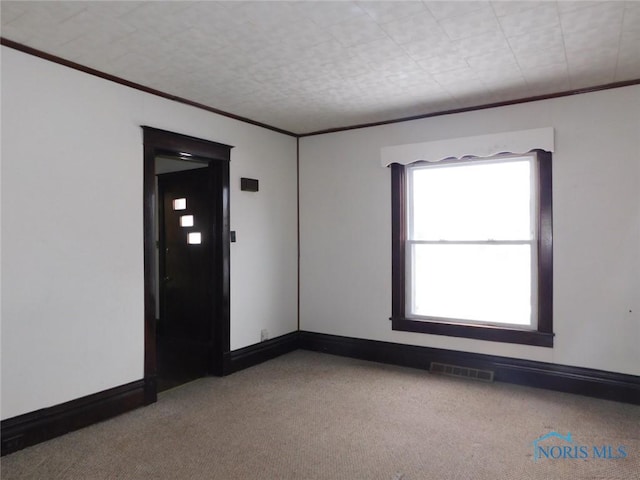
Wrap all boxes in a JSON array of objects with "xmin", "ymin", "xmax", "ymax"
[{"xmin": 260, "ymin": 329, "xmax": 269, "ymax": 342}]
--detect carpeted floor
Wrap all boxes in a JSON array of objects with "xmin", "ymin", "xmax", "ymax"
[{"xmin": 2, "ymin": 350, "xmax": 639, "ymax": 479}]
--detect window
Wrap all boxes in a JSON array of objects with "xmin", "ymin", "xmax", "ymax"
[{"xmin": 391, "ymin": 150, "xmax": 553, "ymax": 347}]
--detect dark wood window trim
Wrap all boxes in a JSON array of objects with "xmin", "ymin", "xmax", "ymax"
[{"xmin": 390, "ymin": 150, "xmax": 554, "ymax": 348}]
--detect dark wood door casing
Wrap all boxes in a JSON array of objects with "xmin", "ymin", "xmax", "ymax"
[{"xmin": 143, "ymin": 127, "xmax": 232, "ymax": 404}]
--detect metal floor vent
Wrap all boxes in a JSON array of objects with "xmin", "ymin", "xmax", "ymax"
[{"xmin": 430, "ymin": 362, "xmax": 494, "ymax": 382}]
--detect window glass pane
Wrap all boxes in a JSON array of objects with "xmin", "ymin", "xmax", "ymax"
[
  {"xmin": 173, "ymin": 198, "xmax": 187, "ymax": 210},
  {"xmin": 180, "ymin": 215, "xmax": 194, "ymax": 227},
  {"xmin": 411, "ymin": 244, "xmax": 532, "ymax": 326},
  {"xmin": 410, "ymin": 159, "xmax": 532, "ymax": 241},
  {"xmin": 187, "ymin": 232, "xmax": 202, "ymax": 244}
]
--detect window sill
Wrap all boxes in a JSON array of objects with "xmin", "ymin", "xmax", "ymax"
[{"xmin": 391, "ymin": 317, "xmax": 554, "ymax": 347}]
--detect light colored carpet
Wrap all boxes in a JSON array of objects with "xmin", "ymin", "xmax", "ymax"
[{"xmin": 1, "ymin": 350, "xmax": 639, "ymax": 479}]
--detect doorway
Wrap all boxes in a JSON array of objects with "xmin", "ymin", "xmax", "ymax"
[
  {"xmin": 157, "ymin": 162, "xmax": 211, "ymax": 391},
  {"xmin": 143, "ymin": 127, "xmax": 232, "ymax": 403}
]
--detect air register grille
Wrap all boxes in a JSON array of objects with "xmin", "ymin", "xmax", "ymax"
[{"xmin": 429, "ymin": 362, "xmax": 494, "ymax": 382}]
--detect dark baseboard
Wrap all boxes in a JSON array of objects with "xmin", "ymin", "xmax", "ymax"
[
  {"xmin": 223, "ymin": 331, "xmax": 300, "ymax": 375},
  {"xmin": 0, "ymin": 333, "xmax": 299, "ymax": 456},
  {"xmin": 299, "ymin": 331, "xmax": 640, "ymax": 405},
  {"xmin": 3, "ymin": 331, "xmax": 637, "ymax": 456},
  {"xmin": 1, "ymin": 379, "xmax": 146, "ymax": 456}
]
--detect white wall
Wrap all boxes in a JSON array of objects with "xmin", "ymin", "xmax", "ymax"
[
  {"xmin": 300, "ymin": 85, "xmax": 640, "ymax": 376},
  {"xmin": 0, "ymin": 47, "xmax": 298, "ymax": 420}
]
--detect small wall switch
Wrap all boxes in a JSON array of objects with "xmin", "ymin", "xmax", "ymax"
[{"xmin": 230, "ymin": 231, "xmax": 236, "ymax": 242}]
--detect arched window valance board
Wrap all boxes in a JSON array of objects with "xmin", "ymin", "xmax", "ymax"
[{"xmin": 380, "ymin": 127, "xmax": 554, "ymax": 166}]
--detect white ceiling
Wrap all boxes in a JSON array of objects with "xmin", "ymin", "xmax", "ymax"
[{"xmin": 2, "ymin": 1, "xmax": 639, "ymax": 134}]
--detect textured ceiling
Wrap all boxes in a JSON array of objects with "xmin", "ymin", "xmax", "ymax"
[{"xmin": 2, "ymin": 1, "xmax": 639, "ymax": 134}]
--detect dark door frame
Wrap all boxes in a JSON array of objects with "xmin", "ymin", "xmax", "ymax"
[{"xmin": 142, "ymin": 126, "xmax": 233, "ymax": 404}]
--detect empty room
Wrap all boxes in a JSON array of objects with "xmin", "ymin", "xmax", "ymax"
[{"xmin": 1, "ymin": 1, "xmax": 638, "ymax": 479}]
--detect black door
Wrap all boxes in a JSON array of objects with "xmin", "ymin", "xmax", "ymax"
[{"xmin": 157, "ymin": 168, "xmax": 213, "ymax": 391}]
